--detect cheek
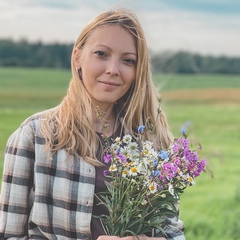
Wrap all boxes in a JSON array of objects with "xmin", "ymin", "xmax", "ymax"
[
  {"xmin": 128, "ymin": 73, "xmax": 136, "ymax": 87},
  {"xmin": 123, "ymin": 68, "xmax": 136, "ymax": 85},
  {"xmin": 82, "ymin": 65, "xmax": 102, "ymax": 83}
]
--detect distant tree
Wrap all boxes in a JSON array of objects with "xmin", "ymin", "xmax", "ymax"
[
  {"xmin": 151, "ymin": 51, "xmax": 240, "ymax": 74},
  {"xmin": 0, "ymin": 39, "xmax": 239, "ymax": 74},
  {"xmin": 0, "ymin": 39, "xmax": 72, "ymax": 69}
]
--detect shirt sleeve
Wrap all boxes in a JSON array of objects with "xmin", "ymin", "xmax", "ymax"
[
  {"xmin": 0, "ymin": 122, "xmax": 35, "ymax": 239},
  {"xmin": 154, "ymin": 218, "xmax": 186, "ymax": 240},
  {"xmin": 154, "ymin": 202, "xmax": 186, "ymax": 240}
]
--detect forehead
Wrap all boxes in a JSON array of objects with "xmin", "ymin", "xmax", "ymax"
[{"xmin": 84, "ymin": 24, "xmax": 137, "ymax": 53}]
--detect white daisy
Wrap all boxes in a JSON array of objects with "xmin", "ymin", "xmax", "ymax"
[{"xmin": 123, "ymin": 134, "xmax": 132, "ymax": 144}]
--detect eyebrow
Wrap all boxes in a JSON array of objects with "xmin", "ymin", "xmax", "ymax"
[{"xmin": 96, "ymin": 44, "xmax": 137, "ymax": 57}]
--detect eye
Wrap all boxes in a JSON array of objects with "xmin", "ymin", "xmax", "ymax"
[
  {"xmin": 123, "ymin": 58, "xmax": 137, "ymax": 65},
  {"xmin": 94, "ymin": 50, "xmax": 108, "ymax": 57}
]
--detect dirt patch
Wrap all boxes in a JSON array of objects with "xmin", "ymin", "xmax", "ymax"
[{"xmin": 161, "ymin": 88, "xmax": 240, "ymax": 102}]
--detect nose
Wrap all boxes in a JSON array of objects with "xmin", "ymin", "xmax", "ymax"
[{"xmin": 106, "ymin": 58, "xmax": 120, "ymax": 76}]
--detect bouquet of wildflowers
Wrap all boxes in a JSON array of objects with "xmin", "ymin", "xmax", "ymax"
[{"xmin": 96, "ymin": 125, "xmax": 206, "ymax": 237}]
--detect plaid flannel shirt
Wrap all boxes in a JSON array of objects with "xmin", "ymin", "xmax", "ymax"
[{"xmin": 0, "ymin": 110, "xmax": 185, "ymax": 240}]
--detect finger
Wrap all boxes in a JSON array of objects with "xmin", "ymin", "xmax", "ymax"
[
  {"xmin": 97, "ymin": 236, "xmax": 120, "ymax": 240},
  {"xmin": 121, "ymin": 235, "xmax": 147, "ymax": 240}
]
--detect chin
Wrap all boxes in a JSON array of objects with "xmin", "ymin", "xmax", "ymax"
[{"xmin": 95, "ymin": 98, "xmax": 117, "ymax": 105}]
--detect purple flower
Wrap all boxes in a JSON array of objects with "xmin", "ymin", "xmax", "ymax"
[
  {"xmin": 158, "ymin": 185, "xmax": 163, "ymax": 191},
  {"xmin": 104, "ymin": 154, "xmax": 112, "ymax": 164},
  {"xmin": 184, "ymin": 149, "xmax": 192, "ymax": 161},
  {"xmin": 138, "ymin": 125, "xmax": 145, "ymax": 134},
  {"xmin": 173, "ymin": 157, "xmax": 181, "ymax": 166},
  {"xmin": 162, "ymin": 163, "xmax": 178, "ymax": 179},
  {"xmin": 103, "ymin": 170, "xmax": 109, "ymax": 177},
  {"xmin": 193, "ymin": 159, "xmax": 206, "ymax": 177},
  {"xmin": 192, "ymin": 151, "xmax": 199, "ymax": 161},
  {"xmin": 200, "ymin": 159, "xmax": 207, "ymax": 170},
  {"xmin": 159, "ymin": 174, "xmax": 167, "ymax": 183},
  {"xmin": 177, "ymin": 137, "xmax": 190, "ymax": 148},
  {"xmin": 172, "ymin": 143, "xmax": 181, "ymax": 153},
  {"xmin": 117, "ymin": 152, "xmax": 127, "ymax": 163},
  {"xmin": 184, "ymin": 150, "xmax": 198, "ymax": 163}
]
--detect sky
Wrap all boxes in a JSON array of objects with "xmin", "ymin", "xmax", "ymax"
[{"xmin": 1, "ymin": 0, "xmax": 240, "ymax": 57}]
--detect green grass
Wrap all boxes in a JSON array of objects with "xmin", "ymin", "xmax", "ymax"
[
  {"xmin": 165, "ymin": 102, "xmax": 240, "ymax": 240},
  {"xmin": 0, "ymin": 67, "xmax": 70, "ymax": 109},
  {"xmin": 154, "ymin": 73, "xmax": 240, "ymax": 91},
  {"xmin": 0, "ymin": 67, "xmax": 240, "ymax": 239}
]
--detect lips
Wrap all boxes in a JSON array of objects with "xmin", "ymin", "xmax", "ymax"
[{"xmin": 98, "ymin": 80, "xmax": 121, "ymax": 86}]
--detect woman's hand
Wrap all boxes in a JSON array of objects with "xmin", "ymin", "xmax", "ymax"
[{"xmin": 97, "ymin": 235, "xmax": 166, "ymax": 240}]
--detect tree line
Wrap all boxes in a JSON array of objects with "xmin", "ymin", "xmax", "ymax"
[{"xmin": 0, "ymin": 39, "xmax": 239, "ymax": 74}]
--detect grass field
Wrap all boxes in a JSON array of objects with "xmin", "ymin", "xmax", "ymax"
[{"xmin": 0, "ymin": 67, "xmax": 240, "ymax": 239}]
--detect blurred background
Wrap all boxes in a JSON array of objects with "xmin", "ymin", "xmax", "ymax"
[{"xmin": 0, "ymin": 0, "xmax": 240, "ymax": 239}]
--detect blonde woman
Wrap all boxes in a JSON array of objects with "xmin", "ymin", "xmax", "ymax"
[{"xmin": 0, "ymin": 9, "xmax": 185, "ymax": 240}]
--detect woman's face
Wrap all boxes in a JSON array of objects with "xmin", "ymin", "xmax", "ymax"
[{"xmin": 74, "ymin": 24, "xmax": 137, "ymax": 108}]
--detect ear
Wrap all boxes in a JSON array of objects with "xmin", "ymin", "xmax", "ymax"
[{"xmin": 73, "ymin": 48, "xmax": 81, "ymax": 68}]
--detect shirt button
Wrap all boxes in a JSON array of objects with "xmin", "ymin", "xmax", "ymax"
[{"xmin": 82, "ymin": 233, "xmax": 88, "ymax": 239}]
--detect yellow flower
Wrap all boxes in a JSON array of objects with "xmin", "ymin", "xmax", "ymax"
[
  {"xmin": 149, "ymin": 182, "xmax": 157, "ymax": 194},
  {"xmin": 109, "ymin": 164, "xmax": 117, "ymax": 172},
  {"xmin": 129, "ymin": 167, "xmax": 138, "ymax": 176},
  {"xmin": 144, "ymin": 149, "xmax": 149, "ymax": 155},
  {"xmin": 187, "ymin": 176, "xmax": 195, "ymax": 185},
  {"xmin": 122, "ymin": 169, "xmax": 128, "ymax": 177}
]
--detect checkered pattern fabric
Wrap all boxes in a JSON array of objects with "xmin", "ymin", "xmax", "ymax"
[{"xmin": 0, "ymin": 110, "xmax": 185, "ymax": 240}]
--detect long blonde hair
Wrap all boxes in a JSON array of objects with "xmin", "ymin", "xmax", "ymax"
[{"xmin": 41, "ymin": 8, "xmax": 173, "ymax": 166}]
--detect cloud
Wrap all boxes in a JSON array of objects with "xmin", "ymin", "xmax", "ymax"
[
  {"xmin": 0, "ymin": 0, "xmax": 240, "ymax": 56},
  {"xmin": 139, "ymin": 8, "xmax": 240, "ymax": 56},
  {"xmin": 152, "ymin": 0, "xmax": 240, "ymax": 14}
]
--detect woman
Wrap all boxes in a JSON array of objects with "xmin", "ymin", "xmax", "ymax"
[{"xmin": 0, "ymin": 8, "xmax": 185, "ymax": 240}]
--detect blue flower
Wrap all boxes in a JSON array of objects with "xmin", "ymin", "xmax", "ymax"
[
  {"xmin": 153, "ymin": 170, "xmax": 160, "ymax": 177},
  {"xmin": 181, "ymin": 121, "xmax": 191, "ymax": 135},
  {"xmin": 138, "ymin": 125, "xmax": 145, "ymax": 134},
  {"xmin": 153, "ymin": 159, "xmax": 158, "ymax": 167},
  {"xmin": 158, "ymin": 150, "xmax": 169, "ymax": 160},
  {"xmin": 116, "ymin": 146, "xmax": 121, "ymax": 154}
]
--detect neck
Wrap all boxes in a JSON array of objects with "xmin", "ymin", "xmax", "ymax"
[{"xmin": 93, "ymin": 103, "xmax": 117, "ymax": 136}]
